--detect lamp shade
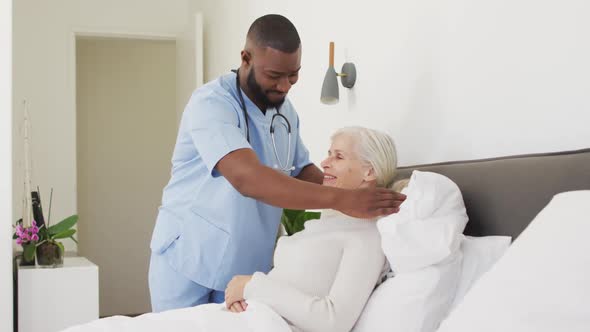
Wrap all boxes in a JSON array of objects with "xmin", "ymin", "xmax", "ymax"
[
  {"xmin": 321, "ymin": 66, "xmax": 339, "ymax": 104},
  {"xmin": 321, "ymin": 41, "xmax": 339, "ymax": 104}
]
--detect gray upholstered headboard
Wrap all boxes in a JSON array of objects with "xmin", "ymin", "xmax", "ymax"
[{"xmin": 394, "ymin": 148, "xmax": 590, "ymax": 239}]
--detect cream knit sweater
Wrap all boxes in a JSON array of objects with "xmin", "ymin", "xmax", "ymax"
[{"xmin": 244, "ymin": 210, "xmax": 386, "ymax": 332}]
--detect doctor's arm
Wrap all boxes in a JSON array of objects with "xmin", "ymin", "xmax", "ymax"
[
  {"xmin": 184, "ymin": 95, "xmax": 404, "ymax": 218},
  {"xmin": 216, "ymin": 148, "xmax": 401, "ymax": 217},
  {"xmin": 295, "ymin": 164, "xmax": 324, "ymax": 184}
]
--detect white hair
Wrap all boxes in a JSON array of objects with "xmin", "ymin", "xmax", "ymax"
[{"xmin": 331, "ymin": 126, "xmax": 398, "ymax": 188}]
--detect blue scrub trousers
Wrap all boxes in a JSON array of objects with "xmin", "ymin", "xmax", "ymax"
[{"xmin": 148, "ymin": 252, "xmax": 225, "ymax": 312}]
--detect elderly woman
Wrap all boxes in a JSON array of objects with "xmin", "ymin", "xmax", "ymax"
[
  {"xmin": 225, "ymin": 126, "xmax": 399, "ymax": 332},
  {"xmin": 63, "ymin": 126, "xmax": 400, "ymax": 332}
]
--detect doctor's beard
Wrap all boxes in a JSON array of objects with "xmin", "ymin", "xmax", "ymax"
[{"xmin": 247, "ymin": 68, "xmax": 286, "ymax": 110}]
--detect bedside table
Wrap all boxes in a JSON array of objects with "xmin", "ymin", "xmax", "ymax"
[{"xmin": 17, "ymin": 256, "xmax": 99, "ymax": 332}]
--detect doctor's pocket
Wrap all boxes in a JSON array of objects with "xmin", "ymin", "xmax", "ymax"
[
  {"xmin": 182, "ymin": 207, "xmax": 231, "ymax": 284},
  {"xmin": 150, "ymin": 208, "xmax": 183, "ymax": 254}
]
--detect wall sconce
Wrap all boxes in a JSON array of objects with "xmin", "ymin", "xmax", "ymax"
[{"xmin": 320, "ymin": 41, "xmax": 356, "ymax": 105}]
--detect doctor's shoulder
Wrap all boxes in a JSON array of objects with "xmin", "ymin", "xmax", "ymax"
[{"xmin": 184, "ymin": 86, "xmax": 241, "ymax": 120}]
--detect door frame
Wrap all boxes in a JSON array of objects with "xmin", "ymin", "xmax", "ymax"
[
  {"xmin": 1, "ymin": 0, "xmax": 13, "ymax": 331},
  {"xmin": 67, "ymin": 29, "xmax": 176, "ymax": 252}
]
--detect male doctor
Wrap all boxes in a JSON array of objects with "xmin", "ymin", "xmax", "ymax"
[{"xmin": 149, "ymin": 14, "xmax": 406, "ymax": 312}]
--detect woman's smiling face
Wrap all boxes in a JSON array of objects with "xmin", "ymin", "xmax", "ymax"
[{"xmin": 320, "ymin": 134, "xmax": 375, "ymax": 189}]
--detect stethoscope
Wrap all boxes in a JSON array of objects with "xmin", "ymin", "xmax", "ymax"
[{"xmin": 233, "ymin": 69, "xmax": 295, "ymax": 173}]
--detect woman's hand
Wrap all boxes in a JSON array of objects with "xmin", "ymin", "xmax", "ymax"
[
  {"xmin": 228, "ymin": 300, "xmax": 248, "ymax": 313},
  {"xmin": 225, "ymin": 275, "xmax": 253, "ymax": 310}
]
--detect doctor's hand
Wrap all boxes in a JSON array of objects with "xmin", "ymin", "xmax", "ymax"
[
  {"xmin": 337, "ymin": 187, "xmax": 406, "ymax": 219},
  {"xmin": 225, "ymin": 275, "xmax": 252, "ymax": 310}
]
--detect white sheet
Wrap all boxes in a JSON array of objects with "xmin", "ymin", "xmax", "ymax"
[
  {"xmin": 61, "ymin": 301, "xmax": 291, "ymax": 332},
  {"xmin": 437, "ymin": 191, "xmax": 590, "ymax": 332}
]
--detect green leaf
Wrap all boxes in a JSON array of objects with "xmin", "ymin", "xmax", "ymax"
[
  {"xmin": 303, "ymin": 211, "xmax": 321, "ymax": 221},
  {"xmin": 52, "ymin": 229, "xmax": 76, "ymax": 239},
  {"xmin": 69, "ymin": 236, "xmax": 78, "ymax": 244},
  {"xmin": 281, "ymin": 212, "xmax": 294, "ymax": 236},
  {"xmin": 23, "ymin": 244, "xmax": 36, "ymax": 261},
  {"xmin": 35, "ymin": 226, "xmax": 49, "ymax": 243},
  {"xmin": 291, "ymin": 211, "xmax": 320, "ymax": 234},
  {"xmin": 56, "ymin": 241, "xmax": 65, "ymax": 255},
  {"xmin": 283, "ymin": 209, "xmax": 304, "ymax": 222},
  {"xmin": 13, "ymin": 233, "xmax": 17, "ymax": 240},
  {"xmin": 48, "ymin": 215, "xmax": 78, "ymax": 235},
  {"xmin": 280, "ymin": 210, "xmax": 321, "ymax": 236},
  {"xmin": 280, "ymin": 211, "xmax": 293, "ymax": 236}
]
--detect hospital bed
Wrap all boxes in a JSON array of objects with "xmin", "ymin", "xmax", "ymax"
[
  {"xmin": 64, "ymin": 147, "xmax": 590, "ymax": 332},
  {"xmin": 391, "ymin": 147, "xmax": 590, "ymax": 332},
  {"xmin": 395, "ymin": 147, "xmax": 590, "ymax": 239}
]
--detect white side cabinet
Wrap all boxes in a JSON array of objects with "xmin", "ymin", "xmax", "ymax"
[{"xmin": 17, "ymin": 257, "xmax": 99, "ymax": 332}]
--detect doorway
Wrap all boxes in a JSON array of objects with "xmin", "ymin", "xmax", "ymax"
[{"xmin": 76, "ymin": 36, "xmax": 177, "ymax": 316}]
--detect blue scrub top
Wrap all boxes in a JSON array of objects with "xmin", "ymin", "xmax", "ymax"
[{"xmin": 150, "ymin": 72, "xmax": 312, "ymax": 291}]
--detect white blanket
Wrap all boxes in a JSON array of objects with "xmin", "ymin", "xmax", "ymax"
[
  {"xmin": 62, "ymin": 301, "xmax": 292, "ymax": 332},
  {"xmin": 437, "ymin": 191, "xmax": 590, "ymax": 332}
]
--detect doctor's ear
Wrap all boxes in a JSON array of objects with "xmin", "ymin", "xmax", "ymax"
[{"xmin": 241, "ymin": 50, "xmax": 252, "ymax": 66}]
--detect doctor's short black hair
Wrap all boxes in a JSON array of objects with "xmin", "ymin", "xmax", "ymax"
[{"xmin": 247, "ymin": 14, "xmax": 301, "ymax": 53}]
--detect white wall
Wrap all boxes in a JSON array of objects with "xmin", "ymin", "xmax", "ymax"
[
  {"xmin": 12, "ymin": 0, "xmax": 189, "ymax": 251},
  {"xmin": 1, "ymin": 0, "xmax": 14, "ymax": 329},
  {"xmin": 191, "ymin": 0, "xmax": 590, "ymax": 166}
]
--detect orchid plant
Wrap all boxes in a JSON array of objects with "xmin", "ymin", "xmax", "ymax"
[
  {"xmin": 13, "ymin": 219, "xmax": 40, "ymax": 263},
  {"xmin": 13, "ymin": 215, "xmax": 78, "ymax": 264}
]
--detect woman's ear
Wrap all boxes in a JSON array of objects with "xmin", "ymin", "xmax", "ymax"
[{"xmin": 363, "ymin": 167, "xmax": 377, "ymax": 182}]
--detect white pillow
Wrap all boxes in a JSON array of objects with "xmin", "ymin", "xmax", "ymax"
[
  {"xmin": 450, "ymin": 235, "xmax": 511, "ymax": 310},
  {"xmin": 352, "ymin": 252, "xmax": 462, "ymax": 332},
  {"xmin": 438, "ymin": 191, "xmax": 590, "ymax": 332},
  {"xmin": 377, "ymin": 171, "xmax": 468, "ymax": 273},
  {"xmin": 354, "ymin": 235, "xmax": 512, "ymax": 332},
  {"xmin": 353, "ymin": 171, "xmax": 467, "ymax": 332}
]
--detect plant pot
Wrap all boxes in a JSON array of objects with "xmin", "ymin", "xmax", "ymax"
[
  {"xmin": 20, "ymin": 243, "xmax": 36, "ymax": 266},
  {"xmin": 36, "ymin": 241, "xmax": 63, "ymax": 267}
]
